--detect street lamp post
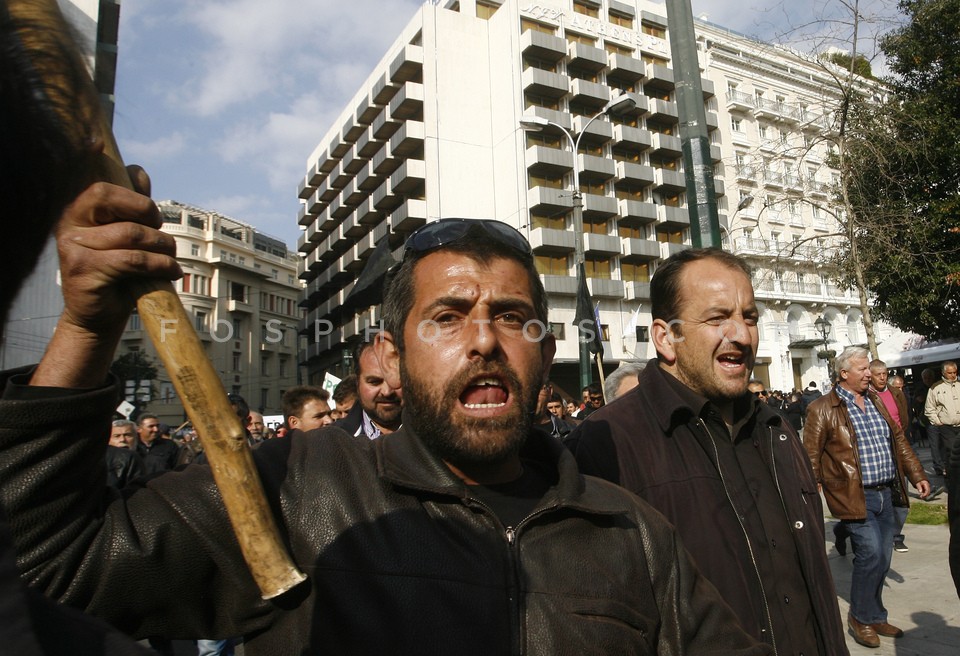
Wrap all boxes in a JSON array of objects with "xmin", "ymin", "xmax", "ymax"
[
  {"xmin": 520, "ymin": 94, "xmax": 637, "ymax": 390},
  {"xmin": 814, "ymin": 315, "xmax": 835, "ymax": 383}
]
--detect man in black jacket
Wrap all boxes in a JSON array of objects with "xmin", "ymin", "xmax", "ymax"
[
  {"xmin": 0, "ymin": 185, "xmax": 767, "ymax": 655},
  {"xmin": 568, "ymin": 248, "xmax": 847, "ymax": 655}
]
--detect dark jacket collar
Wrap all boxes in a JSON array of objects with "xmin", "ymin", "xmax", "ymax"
[
  {"xmin": 638, "ymin": 361, "xmax": 779, "ymax": 435},
  {"xmin": 375, "ymin": 409, "xmax": 625, "ymax": 516}
]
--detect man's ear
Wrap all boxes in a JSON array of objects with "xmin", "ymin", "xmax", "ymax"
[
  {"xmin": 651, "ymin": 318, "xmax": 678, "ymax": 365},
  {"xmin": 374, "ymin": 330, "xmax": 401, "ymax": 389},
  {"xmin": 287, "ymin": 416, "xmax": 300, "ymax": 430},
  {"xmin": 539, "ymin": 332, "xmax": 557, "ymax": 381}
]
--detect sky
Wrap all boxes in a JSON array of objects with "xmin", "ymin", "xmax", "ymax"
[{"xmin": 112, "ymin": 0, "xmax": 903, "ymax": 248}]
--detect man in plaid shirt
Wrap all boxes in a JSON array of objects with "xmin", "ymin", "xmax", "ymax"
[{"xmin": 804, "ymin": 346, "xmax": 930, "ymax": 648}]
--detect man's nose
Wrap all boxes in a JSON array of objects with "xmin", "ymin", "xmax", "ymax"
[{"xmin": 467, "ymin": 317, "xmax": 500, "ymax": 360}]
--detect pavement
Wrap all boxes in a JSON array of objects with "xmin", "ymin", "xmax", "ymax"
[{"xmin": 825, "ymin": 444, "xmax": 958, "ymax": 655}]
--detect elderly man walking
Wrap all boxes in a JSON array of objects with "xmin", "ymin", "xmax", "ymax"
[{"xmin": 804, "ymin": 347, "xmax": 930, "ymax": 648}]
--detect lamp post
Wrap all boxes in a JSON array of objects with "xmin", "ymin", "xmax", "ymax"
[
  {"xmin": 520, "ymin": 94, "xmax": 637, "ymax": 390},
  {"xmin": 814, "ymin": 315, "xmax": 835, "ymax": 382}
]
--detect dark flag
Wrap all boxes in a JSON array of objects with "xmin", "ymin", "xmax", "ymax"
[
  {"xmin": 343, "ymin": 233, "xmax": 397, "ymax": 310},
  {"xmin": 573, "ymin": 263, "xmax": 604, "ymax": 357}
]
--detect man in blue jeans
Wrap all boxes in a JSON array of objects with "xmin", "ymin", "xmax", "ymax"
[{"xmin": 804, "ymin": 347, "xmax": 930, "ymax": 648}]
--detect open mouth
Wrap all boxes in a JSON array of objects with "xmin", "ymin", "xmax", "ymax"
[
  {"xmin": 460, "ymin": 376, "xmax": 510, "ymax": 409},
  {"xmin": 717, "ymin": 351, "xmax": 748, "ymax": 370}
]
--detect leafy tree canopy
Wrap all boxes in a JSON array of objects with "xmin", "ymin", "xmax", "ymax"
[
  {"xmin": 822, "ymin": 51, "xmax": 874, "ymax": 79},
  {"xmin": 843, "ymin": 0, "xmax": 960, "ymax": 339}
]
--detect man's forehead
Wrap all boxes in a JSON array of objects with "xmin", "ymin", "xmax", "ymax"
[
  {"xmin": 677, "ymin": 260, "xmax": 755, "ymax": 307},
  {"xmin": 411, "ymin": 251, "xmax": 533, "ymax": 302}
]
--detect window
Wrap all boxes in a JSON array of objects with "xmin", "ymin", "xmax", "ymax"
[
  {"xmin": 526, "ymin": 132, "xmax": 562, "ymax": 149},
  {"xmin": 191, "ymin": 244, "xmax": 200, "ymax": 256},
  {"xmin": 548, "ymin": 323, "xmax": 566, "ymax": 340},
  {"xmin": 520, "ymin": 18, "xmax": 554, "ymax": 35},
  {"xmin": 531, "ymin": 213, "xmax": 566, "ymax": 230},
  {"xmin": 230, "ymin": 281, "xmax": 247, "ymax": 303},
  {"xmin": 476, "ymin": 1, "xmax": 499, "ymax": 19},
  {"xmin": 232, "ymin": 318, "xmax": 242, "ymax": 337},
  {"xmin": 605, "ymin": 42, "xmax": 633, "ymax": 56},
  {"xmin": 279, "ymin": 358, "xmax": 288, "ymax": 378},
  {"xmin": 584, "ymin": 255, "xmax": 612, "ymax": 279},
  {"xmin": 584, "ymin": 219, "xmax": 608, "ymax": 235},
  {"xmin": 271, "ymin": 269, "xmax": 278, "ymax": 280},
  {"xmin": 621, "ymin": 261, "xmax": 650, "ymax": 282},
  {"xmin": 535, "ymin": 254, "xmax": 568, "ymax": 276},
  {"xmin": 232, "ymin": 352, "xmax": 241, "ymax": 372},
  {"xmin": 609, "ymin": 11, "xmax": 633, "ymax": 28},
  {"xmin": 260, "ymin": 388, "xmax": 269, "ymax": 411},
  {"xmin": 195, "ymin": 311, "xmax": 207, "ymax": 332},
  {"xmin": 567, "ymin": 32, "xmax": 596, "ymax": 46},
  {"xmin": 656, "ymin": 229, "xmax": 684, "ymax": 244},
  {"xmin": 573, "ymin": 1, "xmax": 598, "ymax": 18},
  {"xmin": 618, "ymin": 224, "xmax": 644, "ymax": 239},
  {"xmin": 261, "ymin": 355, "xmax": 269, "ymax": 376},
  {"xmin": 128, "ymin": 312, "xmax": 141, "ymax": 331},
  {"xmin": 181, "ymin": 273, "xmax": 191, "ymax": 294},
  {"xmin": 641, "ymin": 22, "xmax": 666, "ymax": 39},
  {"xmin": 528, "ymin": 173, "xmax": 564, "ymax": 190},
  {"xmin": 579, "ymin": 180, "xmax": 605, "ymax": 195},
  {"xmin": 730, "ymin": 117, "xmax": 743, "ymax": 133}
]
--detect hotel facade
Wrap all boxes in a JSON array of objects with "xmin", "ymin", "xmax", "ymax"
[{"xmin": 296, "ymin": 0, "xmax": 893, "ymax": 394}]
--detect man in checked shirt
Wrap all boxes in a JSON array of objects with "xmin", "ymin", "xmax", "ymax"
[{"xmin": 804, "ymin": 346, "xmax": 931, "ymax": 648}]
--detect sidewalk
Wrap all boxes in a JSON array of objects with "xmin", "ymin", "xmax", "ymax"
[{"xmin": 824, "ymin": 445, "xmax": 957, "ymax": 655}]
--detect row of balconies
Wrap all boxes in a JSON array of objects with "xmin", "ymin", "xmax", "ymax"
[
  {"xmin": 521, "ymin": 30, "xmax": 716, "ymax": 99},
  {"xmin": 299, "ymin": 155, "xmax": 426, "ymax": 255},
  {"xmin": 526, "ymin": 172, "xmax": 723, "ymax": 218},
  {"xmin": 726, "ymin": 91, "xmax": 834, "ymax": 133},
  {"xmin": 297, "ymin": 43, "xmax": 424, "ymax": 203}
]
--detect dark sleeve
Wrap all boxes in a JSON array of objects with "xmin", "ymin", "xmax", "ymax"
[
  {"xmin": 948, "ymin": 438, "xmax": 960, "ymax": 600},
  {"xmin": 0, "ymin": 371, "xmax": 278, "ymax": 640},
  {"xmin": 565, "ymin": 420, "xmax": 622, "ymax": 485}
]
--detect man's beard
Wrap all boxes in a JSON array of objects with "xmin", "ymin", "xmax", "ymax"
[{"xmin": 401, "ymin": 360, "xmax": 540, "ymax": 467}]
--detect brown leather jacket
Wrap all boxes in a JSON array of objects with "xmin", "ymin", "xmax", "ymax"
[{"xmin": 803, "ymin": 388, "xmax": 927, "ymax": 520}]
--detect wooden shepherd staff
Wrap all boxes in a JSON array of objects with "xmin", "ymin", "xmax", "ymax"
[{"xmin": 5, "ymin": 0, "xmax": 306, "ymax": 599}]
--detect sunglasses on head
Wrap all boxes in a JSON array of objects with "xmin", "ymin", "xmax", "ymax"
[{"xmin": 403, "ymin": 218, "xmax": 532, "ymax": 260}]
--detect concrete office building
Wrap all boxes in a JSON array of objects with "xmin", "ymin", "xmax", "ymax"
[
  {"xmin": 296, "ymin": 0, "xmax": 891, "ymax": 393},
  {"xmin": 117, "ymin": 201, "xmax": 303, "ymax": 424}
]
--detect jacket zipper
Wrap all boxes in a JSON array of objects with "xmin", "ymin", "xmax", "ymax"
[
  {"xmin": 698, "ymin": 418, "xmax": 779, "ymax": 656},
  {"xmin": 466, "ymin": 498, "xmax": 554, "ymax": 655}
]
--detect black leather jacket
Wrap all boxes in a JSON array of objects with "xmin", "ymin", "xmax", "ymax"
[{"xmin": 0, "ymin": 370, "xmax": 767, "ymax": 655}]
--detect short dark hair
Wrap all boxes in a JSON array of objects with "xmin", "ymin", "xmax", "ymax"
[
  {"xmin": 650, "ymin": 248, "xmax": 752, "ymax": 324},
  {"xmin": 352, "ymin": 341, "xmax": 376, "ymax": 376},
  {"xmin": 381, "ymin": 223, "xmax": 547, "ymax": 350},
  {"xmin": 548, "ymin": 392, "xmax": 564, "ymax": 404},
  {"xmin": 281, "ymin": 386, "xmax": 329, "ymax": 423},
  {"xmin": 333, "ymin": 374, "xmax": 358, "ymax": 404},
  {"xmin": 136, "ymin": 413, "xmax": 159, "ymax": 426}
]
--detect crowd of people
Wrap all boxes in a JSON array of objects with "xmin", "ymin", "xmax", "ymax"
[{"xmin": 0, "ymin": 48, "xmax": 958, "ymax": 650}]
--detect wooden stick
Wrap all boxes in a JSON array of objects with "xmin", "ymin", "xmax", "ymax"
[{"xmin": 6, "ymin": 0, "xmax": 305, "ymax": 599}]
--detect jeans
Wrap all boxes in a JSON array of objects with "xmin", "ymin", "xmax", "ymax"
[
  {"xmin": 843, "ymin": 487, "xmax": 896, "ymax": 624},
  {"xmin": 894, "ymin": 505, "xmax": 909, "ymax": 543}
]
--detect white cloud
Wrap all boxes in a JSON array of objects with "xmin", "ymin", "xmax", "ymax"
[
  {"xmin": 177, "ymin": 0, "xmax": 421, "ymax": 116},
  {"xmin": 122, "ymin": 132, "xmax": 187, "ymax": 161}
]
